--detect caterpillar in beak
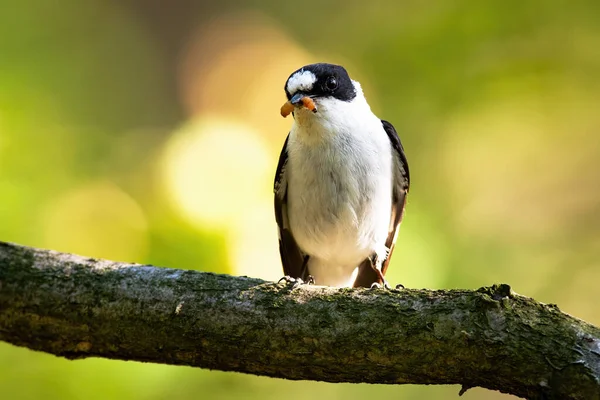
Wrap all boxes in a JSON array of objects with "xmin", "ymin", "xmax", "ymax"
[{"xmin": 280, "ymin": 97, "xmax": 317, "ymax": 118}]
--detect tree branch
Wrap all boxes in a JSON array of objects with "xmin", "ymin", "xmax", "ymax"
[{"xmin": 1, "ymin": 241, "xmax": 599, "ymax": 399}]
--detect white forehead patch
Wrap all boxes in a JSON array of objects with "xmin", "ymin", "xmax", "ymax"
[{"xmin": 286, "ymin": 70, "xmax": 317, "ymax": 95}]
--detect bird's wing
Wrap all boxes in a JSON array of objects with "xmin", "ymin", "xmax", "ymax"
[
  {"xmin": 274, "ymin": 134, "xmax": 307, "ymax": 279},
  {"xmin": 380, "ymin": 120, "xmax": 410, "ymax": 276}
]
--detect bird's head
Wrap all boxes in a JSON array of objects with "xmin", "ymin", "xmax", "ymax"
[{"xmin": 280, "ymin": 63, "xmax": 366, "ymax": 122}]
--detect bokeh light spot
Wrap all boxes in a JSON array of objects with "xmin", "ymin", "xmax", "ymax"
[{"xmin": 161, "ymin": 116, "xmax": 272, "ymax": 231}]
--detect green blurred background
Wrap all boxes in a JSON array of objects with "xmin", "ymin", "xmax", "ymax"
[{"xmin": 1, "ymin": 0, "xmax": 599, "ymax": 398}]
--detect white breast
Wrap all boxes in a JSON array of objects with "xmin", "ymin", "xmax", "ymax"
[{"xmin": 285, "ymin": 94, "xmax": 393, "ymax": 286}]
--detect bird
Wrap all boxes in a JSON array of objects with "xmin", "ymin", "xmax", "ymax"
[{"xmin": 274, "ymin": 63, "xmax": 410, "ymax": 288}]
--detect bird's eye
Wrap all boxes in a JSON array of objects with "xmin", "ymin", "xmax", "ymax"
[{"xmin": 325, "ymin": 76, "xmax": 338, "ymax": 91}]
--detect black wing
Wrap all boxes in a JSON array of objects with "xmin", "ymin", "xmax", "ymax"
[
  {"xmin": 380, "ymin": 120, "xmax": 410, "ymax": 276},
  {"xmin": 274, "ymin": 134, "xmax": 307, "ymax": 279}
]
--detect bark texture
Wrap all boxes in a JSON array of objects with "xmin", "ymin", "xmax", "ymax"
[{"xmin": 1, "ymin": 241, "xmax": 599, "ymax": 399}]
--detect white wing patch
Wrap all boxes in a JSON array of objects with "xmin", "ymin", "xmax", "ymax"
[{"xmin": 286, "ymin": 70, "xmax": 317, "ymax": 95}]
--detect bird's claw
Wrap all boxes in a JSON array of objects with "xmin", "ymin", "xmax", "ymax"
[
  {"xmin": 395, "ymin": 283, "xmax": 405, "ymax": 290},
  {"xmin": 277, "ymin": 275, "xmax": 314, "ymax": 289},
  {"xmin": 277, "ymin": 276, "xmax": 303, "ymax": 288},
  {"xmin": 277, "ymin": 275, "xmax": 296, "ymax": 285},
  {"xmin": 370, "ymin": 280, "xmax": 391, "ymax": 290}
]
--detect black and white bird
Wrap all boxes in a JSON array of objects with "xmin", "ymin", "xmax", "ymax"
[{"xmin": 274, "ymin": 63, "xmax": 410, "ymax": 288}]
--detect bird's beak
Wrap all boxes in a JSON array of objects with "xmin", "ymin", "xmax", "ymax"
[{"xmin": 280, "ymin": 93, "xmax": 318, "ymax": 118}]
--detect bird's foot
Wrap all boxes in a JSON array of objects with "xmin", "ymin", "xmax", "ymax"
[
  {"xmin": 277, "ymin": 275, "xmax": 303, "ymax": 287},
  {"xmin": 395, "ymin": 283, "xmax": 405, "ymax": 290},
  {"xmin": 370, "ymin": 280, "xmax": 391, "ymax": 290},
  {"xmin": 277, "ymin": 275, "xmax": 314, "ymax": 289}
]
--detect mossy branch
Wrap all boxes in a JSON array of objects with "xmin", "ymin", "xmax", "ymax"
[{"xmin": 1, "ymin": 241, "xmax": 599, "ymax": 399}]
